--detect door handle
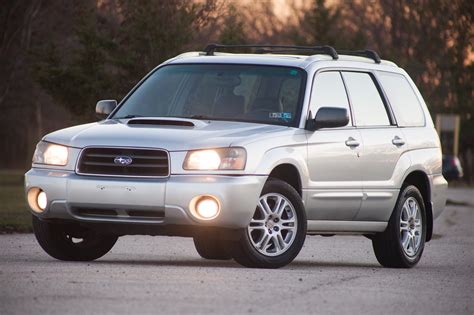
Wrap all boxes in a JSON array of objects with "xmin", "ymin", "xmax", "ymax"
[
  {"xmin": 392, "ymin": 136, "xmax": 405, "ymax": 146},
  {"xmin": 345, "ymin": 137, "xmax": 360, "ymax": 147}
]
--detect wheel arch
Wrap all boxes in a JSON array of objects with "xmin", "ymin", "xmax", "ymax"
[
  {"xmin": 268, "ymin": 163, "xmax": 303, "ymax": 197},
  {"xmin": 401, "ymin": 170, "xmax": 433, "ymax": 242}
]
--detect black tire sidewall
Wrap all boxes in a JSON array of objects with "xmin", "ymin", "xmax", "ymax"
[
  {"xmin": 32, "ymin": 215, "xmax": 118, "ymax": 261},
  {"xmin": 193, "ymin": 230, "xmax": 232, "ymax": 260}
]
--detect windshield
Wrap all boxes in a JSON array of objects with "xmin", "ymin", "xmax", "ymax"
[{"xmin": 112, "ymin": 64, "xmax": 306, "ymax": 127}]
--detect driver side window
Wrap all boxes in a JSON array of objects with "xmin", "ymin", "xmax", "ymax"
[{"xmin": 310, "ymin": 71, "xmax": 352, "ymax": 126}]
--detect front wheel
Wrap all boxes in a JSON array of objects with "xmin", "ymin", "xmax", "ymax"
[
  {"xmin": 372, "ymin": 185, "xmax": 426, "ymax": 268},
  {"xmin": 33, "ymin": 215, "xmax": 118, "ymax": 261},
  {"xmin": 228, "ymin": 179, "xmax": 307, "ymax": 268},
  {"xmin": 193, "ymin": 230, "xmax": 232, "ymax": 260}
]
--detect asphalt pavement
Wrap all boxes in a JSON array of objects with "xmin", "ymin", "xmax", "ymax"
[{"xmin": 1, "ymin": 188, "xmax": 473, "ymax": 315}]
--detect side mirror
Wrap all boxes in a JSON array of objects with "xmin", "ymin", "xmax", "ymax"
[
  {"xmin": 95, "ymin": 100, "xmax": 117, "ymax": 120},
  {"xmin": 305, "ymin": 107, "xmax": 349, "ymax": 131}
]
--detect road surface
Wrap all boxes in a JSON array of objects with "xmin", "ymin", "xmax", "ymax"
[{"xmin": 1, "ymin": 188, "xmax": 473, "ymax": 314}]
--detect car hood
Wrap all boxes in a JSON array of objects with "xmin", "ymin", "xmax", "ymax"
[{"xmin": 43, "ymin": 118, "xmax": 293, "ymax": 151}]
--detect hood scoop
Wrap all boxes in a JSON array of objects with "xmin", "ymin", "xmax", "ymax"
[{"xmin": 127, "ymin": 118, "xmax": 195, "ymax": 127}]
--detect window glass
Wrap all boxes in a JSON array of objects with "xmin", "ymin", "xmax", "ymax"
[
  {"xmin": 377, "ymin": 72, "xmax": 425, "ymax": 127},
  {"xmin": 342, "ymin": 72, "xmax": 390, "ymax": 126},
  {"xmin": 112, "ymin": 64, "xmax": 306, "ymax": 127},
  {"xmin": 310, "ymin": 71, "xmax": 351, "ymax": 125},
  {"xmin": 280, "ymin": 76, "xmax": 301, "ymax": 114}
]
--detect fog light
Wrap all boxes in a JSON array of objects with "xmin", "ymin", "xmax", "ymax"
[
  {"xmin": 27, "ymin": 188, "xmax": 47, "ymax": 213},
  {"xmin": 190, "ymin": 195, "xmax": 220, "ymax": 220},
  {"xmin": 37, "ymin": 191, "xmax": 47, "ymax": 210}
]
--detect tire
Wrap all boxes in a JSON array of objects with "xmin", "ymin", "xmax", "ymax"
[
  {"xmin": 228, "ymin": 178, "xmax": 307, "ymax": 268},
  {"xmin": 372, "ymin": 185, "xmax": 426, "ymax": 268},
  {"xmin": 193, "ymin": 230, "xmax": 232, "ymax": 260},
  {"xmin": 32, "ymin": 215, "xmax": 118, "ymax": 261}
]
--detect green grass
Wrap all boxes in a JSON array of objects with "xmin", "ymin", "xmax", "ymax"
[{"xmin": 0, "ymin": 170, "xmax": 32, "ymax": 233}]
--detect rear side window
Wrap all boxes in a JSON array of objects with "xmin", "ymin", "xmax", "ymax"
[
  {"xmin": 342, "ymin": 72, "xmax": 390, "ymax": 127},
  {"xmin": 310, "ymin": 71, "xmax": 351, "ymax": 126},
  {"xmin": 377, "ymin": 72, "xmax": 425, "ymax": 127}
]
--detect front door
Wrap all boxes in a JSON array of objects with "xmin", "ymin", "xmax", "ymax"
[{"xmin": 305, "ymin": 71, "xmax": 363, "ymax": 220}]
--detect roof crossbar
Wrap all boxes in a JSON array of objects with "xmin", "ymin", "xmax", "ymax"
[
  {"xmin": 203, "ymin": 43, "xmax": 339, "ymax": 60},
  {"xmin": 336, "ymin": 49, "xmax": 381, "ymax": 64},
  {"xmin": 203, "ymin": 44, "xmax": 382, "ymax": 64}
]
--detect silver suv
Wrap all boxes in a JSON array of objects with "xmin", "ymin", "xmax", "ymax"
[{"xmin": 25, "ymin": 44, "xmax": 447, "ymax": 268}]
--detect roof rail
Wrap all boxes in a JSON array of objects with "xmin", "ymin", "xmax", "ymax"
[
  {"xmin": 202, "ymin": 44, "xmax": 382, "ymax": 64},
  {"xmin": 203, "ymin": 43, "xmax": 339, "ymax": 60},
  {"xmin": 336, "ymin": 49, "xmax": 381, "ymax": 64}
]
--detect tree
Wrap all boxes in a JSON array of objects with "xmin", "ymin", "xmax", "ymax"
[
  {"xmin": 33, "ymin": 0, "xmax": 220, "ymax": 120},
  {"xmin": 219, "ymin": 4, "xmax": 247, "ymax": 45},
  {"xmin": 290, "ymin": 0, "xmax": 366, "ymax": 49},
  {"xmin": 34, "ymin": 2, "xmax": 116, "ymax": 120}
]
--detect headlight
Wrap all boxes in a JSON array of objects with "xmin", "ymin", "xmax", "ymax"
[
  {"xmin": 32, "ymin": 141, "xmax": 69, "ymax": 166},
  {"xmin": 183, "ymin": 147, "xmax": 246, "ymax": 170}
]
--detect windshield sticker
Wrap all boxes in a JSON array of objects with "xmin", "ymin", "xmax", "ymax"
[
  {"xmin": 270, "ymin": 112, "xmax": 292, "ymax": 119},
  {"xmin": 290, "ymin": 70, "xmax": 298, "ymax": 76}
]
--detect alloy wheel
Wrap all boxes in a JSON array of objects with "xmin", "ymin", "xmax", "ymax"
[
  {"xmin": 247, "ymin": 193, "xmax": 298, "ymax": 257},
  {"xmin": 400, "ymin": 197, "xmax": 423, "ymax": 257}
]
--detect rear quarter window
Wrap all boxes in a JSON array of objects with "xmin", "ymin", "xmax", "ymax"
[{"xmin": 377, "ymin": 72, "xmax": 425, "ymax": 127}]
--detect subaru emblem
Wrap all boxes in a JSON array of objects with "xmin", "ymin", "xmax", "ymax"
[{"xmin": 114, "ymin": 156, "xmax": 133, "ymax": 166}]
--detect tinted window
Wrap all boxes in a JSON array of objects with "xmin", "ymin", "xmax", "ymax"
[
  {"xmin": 310, "ymin": 71, "xmax": 351, "ymax": 126},
  {"xmin": 342, "ymin": 72, "xmax": 390, "ymax": 126},
  {"xmin": 112, "ymin": 64, "xmax": 306, "ymax": 127},
  {"xmin": 378, "ymin": 72, "xmax": 425, "ymax": 127}
]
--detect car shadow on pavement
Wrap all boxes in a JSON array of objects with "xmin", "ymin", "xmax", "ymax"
[
  {"xmin": 92, "ymin": 258, "xmax": 381, "ymax": 269},
  {"xmin": 94, "ymin": 258, "xmax": 240, "ymax": 269},
  {"xmin": 290, "ymin": 260, "xmax": 381, "ymax": 269}
]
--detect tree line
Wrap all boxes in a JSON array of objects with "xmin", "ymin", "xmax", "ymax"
[{"xmin": 1, "ymin": 0, "xmax": 472, "ymax": 181}]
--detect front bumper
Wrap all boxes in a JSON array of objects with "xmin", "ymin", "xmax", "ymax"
[{"xmin": 25, "ymin": 168, "xmax": 267, "ymax": 229}]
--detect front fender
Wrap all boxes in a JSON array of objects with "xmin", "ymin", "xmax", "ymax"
[{"xmin": 253, "ymin": 145, "xmax": 309, "ymax": 185}]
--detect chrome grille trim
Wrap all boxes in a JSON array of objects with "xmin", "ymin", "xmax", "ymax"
[{"xmin": 75, "ymin": 146, "xmax": 170, "ymax": 178}]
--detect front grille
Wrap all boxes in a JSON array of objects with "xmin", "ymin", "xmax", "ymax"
[{"xmin": 77, "ymin": 147, "xmax": 169, "ymax": 177}]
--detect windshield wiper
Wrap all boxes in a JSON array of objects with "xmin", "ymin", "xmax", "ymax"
[
  {"xmin": 187, "ymin": 115, "xmax": 215, "ymax": 120},
  {"xmin": 113, "ymin": 114, "xmax": 143, "ymax": 119}
]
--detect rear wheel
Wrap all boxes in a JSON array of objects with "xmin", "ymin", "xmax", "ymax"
[
  {"xmin": 228, "ymin": 179, "xmax": 307, "ymax": 268},
  {"xmin": 372, "ymin": 185, "xmax": 426, "ymax": 268},
  {"xmin": 32, "ymin": 215, "xmax": 118, "ymax": 261},
  {"xmin": 193, "ymin": 230, "xmax": 232, "ymax": 260}
]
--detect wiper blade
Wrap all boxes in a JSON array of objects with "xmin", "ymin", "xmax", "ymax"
[
  {"xmin": 114, "ymin": 114, "xmax": 143, "ymax": 119},
  {"xmin": 187, "ymin": 115, "xmax": 214, "ymax": 120}
]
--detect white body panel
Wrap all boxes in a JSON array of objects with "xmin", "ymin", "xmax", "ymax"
[{"xmin": 26, "ymin": 51, "xmax": 447, "ymax": 235}]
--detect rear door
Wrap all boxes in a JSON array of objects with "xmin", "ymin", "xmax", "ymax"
[
  {"xmin": 341, "ymin": 71, "xmax": 406, "ymax": 221},
  {"xmin": 305, "ymin": 71, "xmax": 363, "ymax": 221}
]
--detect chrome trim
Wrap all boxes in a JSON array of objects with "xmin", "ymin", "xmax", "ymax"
[{"xmin": 75, "ymin": 146, "xmax": 171, "ymax": 178}]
